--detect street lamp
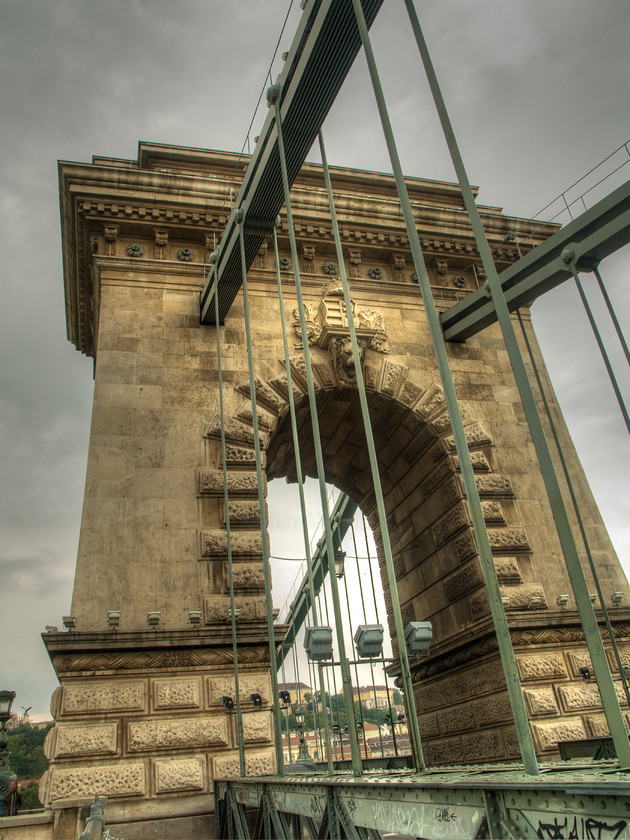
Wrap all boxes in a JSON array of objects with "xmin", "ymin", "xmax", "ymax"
[
  {"xmin": 0, "ymin": 690, "xmax": 16, "ymax": 801},
  {"xmin": 295, "ymin": 708, "xmax": 313, "ymax": 763}
]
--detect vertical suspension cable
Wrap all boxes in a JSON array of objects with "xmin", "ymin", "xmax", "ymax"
[
  {"xmin": 271, "ymin": 222, "xmax": 334, "ymax": 771},
  {"xmin": 236, "ymin": 214, "xmax": 285, "ymax": 775},
  {"xmin": 352, "ymin": 522, "xmax": 385, "ymax": 758},
  {"xmin": 402, "ymin": 0, "xmax": 630, "ymax": 770},
  {"xmin": 318, "ymin": 127, "xmax": 425, "ymax": 770},
  {"xmin": 268, "ymin": 82, "xmax": 362, "ymax": 775},
  {"xmin": 593, "ymin": 266, "xmax": 630, "ymax": 367},
  {"xmin": 567, "ymin": 263, "xmax": 629, "ymax": 433},
  {"xmin": 362, "ymin": 515, "xmax": 389, "ymax": 757},
  {"xmin": 213, "ymin": 264, "xmax": 246, "ymax": 777},
  {"xmin": 320, "ymin": 581, "xmax": 345, "ymax": 761},
  {"xmin": 517, "ymin": 310, "xmax": 630, "ymax": 706},
  {"xmin": 341, "ymin": 555, "xmax": 369, "ymax": 759},
  {"xmin": 280, "ymin": 661, "xmax": 292, "ymax": 764},
  {"xmin": 353, "ymin": 0, "xmax": 538, "ymax": 774}
]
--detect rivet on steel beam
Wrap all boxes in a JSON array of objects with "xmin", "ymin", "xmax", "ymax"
[
  {"xmin": 234, "ymin": 209, "xmax": 244, "ymax": 224},
  {"xmin": 561, "ymin": 247, "xmax": 575, "ymax": 265}
]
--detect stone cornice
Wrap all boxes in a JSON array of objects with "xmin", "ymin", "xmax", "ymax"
[{"xmin": 59, "ymin": 143, "xmax": 559, "ymax": 357}]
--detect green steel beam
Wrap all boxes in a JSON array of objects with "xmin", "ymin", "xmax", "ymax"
[
  {"xmin": 200, "ymin": 0, "xmax": 386, "ymax": 325},
  {"xmin": 276, "ymin": 492, "xmax": 358, "ymax": 670},
  {"xmin": 441, "ymin": 179, "xmax": 630, "ymax": 341},
  {"xmin": 215, "ymin": 767, "xmax": 630, "ymax": 840}
]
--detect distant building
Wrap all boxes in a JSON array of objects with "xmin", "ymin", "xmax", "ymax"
[{"xmin": 277, "ymin": 682, "xmax": 312, "ymax": 705}]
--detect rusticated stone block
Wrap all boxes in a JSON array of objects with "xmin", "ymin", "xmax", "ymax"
[
  {"xmin": 420, "ymin": 460, "xmax": 451, "ymax": 498},
  {"xmin": 46, "ymin": 763, "xmax": 146, "ymax": 802},
  {"xmin": 417, "ymin": 679, "xmax": 454, "ymax": 711},
  {"xmin": 418, "ymin": 713, "xmax": 440, "ymax": 738},
  {"xmin": 227, "ymin": 500, "xmax": 261, "ymax": 528},
  {"xmin": 469, "ymin": 589, "xmax": 490, "ymax": 620},
  {"xmin": 476, "ymin": 474, "xmax": 514, "ymax": 496},
  {"xmin": 200, "ymin": 530, "xmax": 264, "ymax": 558},
  {"xmin": 203, "ymin": 595, "xmax": 266, "ymax": 623},
  {"xmin": 461, "ymin": 730, "xmax": 504, "ymax": 763},
  {"xmin": 128, "ymin": 716, "xmax": 228, "ymax": 751},
  {"xmin": 473, "ymin": 693, "xmax": 512, "ymax": 727},
  {"xmin": 242, "ymin": 711, "xmax": 273, "ymax": 743},
  {"xmin": 499, "ymin": 583, "xmax": 547, "ymax": 610},
  {"xmin": 154, "ymin": 679, "xmax": 200, "ymax": 710},
  {"xmin": 482, "ymin": 501, "xmax": 505, "ymax": 524},
  {"xmin": 532, "ymin": 719, "xmax": 586, "ymax": 751},
  {"xmin": 445, "ymin": 421, "xmax": 492, "ymax": 452},
  {"xmin": 437, "ymin": 703, "xmax": 475, "ymax": 735},
  {"xmin": 232, "ymin": 564, "xmax": 265, "ymax": 591},
  {"xmin": 63, "ymin": 680, "xmax": 145, "ymax": 714},
  {"xmin": 432, "ymin": 503, "xmax": 469, "ymax": 546},
  {"xmin": 585, "ymin": 714, "xmax": 610, "ymax": 738},
  {"xmin": 523, "ymin": 687, "xmax": 559, "ymax": 717},
  {"xmin": 488, "ymin": 528, "xmax": 530, "ymax": 553},
  {"xmin": 426, "ymin": 738, "xmax": 463, "ymax": 767},
  {"xmin": 213, "ymin": 748, "xmax": 275, "ymax": 778},
  {"xmin": 567, "ymin": 650, "xmax": 592, "ymax": 677},
  {"xmin": 455, "ymin": 531, "xmax": 477, "ymax": 562},
  {"xmin": 417, "ymin": 382, "xmax": 446, "ymax": 418},
  {"xmin": 557, "ymin": 683, "xmax": 602, "ymax": 712},
  {"xmin": 155, "ymin": 757, "xmax": 205, "ymax": 794},
  {"xmin": 225, "ymin": 446, "xmax": 256, "ymax": 466},
  {"xmin": 517, "ymin": 654, "xmax": 567, "ymax": 681},
  {"xmin": 494, "ymin": 557, "xmax": 522, "ymax": 583},
  {"xmin": 444, "ymin": 560, "xmax": 483, "ymax": 602},
  {"xmin": 198, "ymin": 471, "xmax": 261, "ymax": 497},
  {"xmin": 54, "ymin": 723, "xmax": 118, "ymax": 758},
  {"xmin": 207, "ymin": 673, "xmax": 270, "ymax": 705}
]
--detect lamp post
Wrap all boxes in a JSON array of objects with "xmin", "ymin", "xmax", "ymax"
[
  {"xmin": 0, "ymin": 690, "xmax": 16, "ymax": 804},
  {"xmin": 295, "ymin": 709, "xmax": 313, "ymax": 764}
]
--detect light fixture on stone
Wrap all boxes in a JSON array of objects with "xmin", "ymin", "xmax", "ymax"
[
  {"xmin": 227, "ymin": 608, "xmax": 240, "ymax": 621},
  {"xmin": 45, "ymin": 626, "xmax": 58, "ymax": 633},
  {"xmin": 250, "ymin": 693, "xmax": 263, "ymax": 709},
  {"xmin": 220, "ymin": 696, "xmax": 234, "ymax": 712},
  {"xmin": 623, "ymin": 665, "xmax": 630, "ymax": 679},
  {"xmin": 62, "ymin": 615, "xmax": 77, "ymax": 630},
  {"xmin": 334, "ymin": 550, "xmax": 346, "ymax": 579},
  {"xmin": 612, "ymin": 592, "xmax": 624, "ymax": 606},
  {"xmin": 404, "ymin": 621, "xmax": 433, "ymax": 655},
  {"xmin": 188, "ymin": 610, "xmax": 202, "ymax": 625},
  {"xmin": 107, "ymin": 610, "xmax": 121, "ymax": 629},
  {"xmin": 304, "ymin": 626, "xmax": 333, "ymax": 661},
  {"xmin": 354, "ymin": 624, "xmax": 384, "ymax": 659},
  {"xmin": 589, "ymin": 594, "xmax": 597, "ymax": 605},
  {"xmin": 579, "ymin": 667, "xmax": 591, "ymax": 682},
  {"xmin": 147, "ymin": 611, "xmax": 161, "ymax": 627},
  {"xmin": 501, "ymin": 597, "xmax": 509, "ymax": 609},
  {"xmin": 556, "ymin": 594, "xmax": 569, "ymax": 610},
  {"xmin": 527, "ymin": 596, "xmax": 542, "ymax": 610}
]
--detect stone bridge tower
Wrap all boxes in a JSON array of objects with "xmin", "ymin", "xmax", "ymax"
[{"xmin": 43, "ymin": 142, "xmax": 630, "ymax": 838}]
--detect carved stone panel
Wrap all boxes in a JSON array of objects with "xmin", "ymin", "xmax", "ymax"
[
  {"xmin": 517, "ymin": 654, "xmax": 567, "ymax": 682},
  {"xmin": 242, "ymin": 711, "xmax": 273, "ymax": 743},
  {"xmin": 213, "ymin": 748, "xmax": 275, "ymax": 779},
  {"xmin": 557, "ymin": 683, "xmax": 603, "ymax": 713},
  {"xmin": 127, "ymin": 716, "xmax": 228, "ymax": 751},
  {"xmin": 154, "ymin": 679, "xmax": 201, "ymax": 710},
  {"xmin": 46, "ymin": 763, "xmax": 146, "ymax": 803},
  {"xmin": 154, "ymin": 757, "xmax": 205, "ymax": 794},
  {"xmin": 523, "ymin": 687, "xmax": 559, "ymax": 717},
  {"xmin": 200, "ymin": 531, "xmax": 264, "ymax": 559},
  {"xmin": 531, "ymin": 720, "xmax": 587, "ymax": 752},
  {"xmin": 54, "ymin": 723, "xmax": 118, "ymax": 758},
  {"xmin": 62, "ymin": 681, "xmax": 145, "ymax": 714},
  {"xmin": 207, "ymin": 673, "xmax": 270, "ymax": 705}
]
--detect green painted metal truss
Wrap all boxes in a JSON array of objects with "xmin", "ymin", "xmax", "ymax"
[{"xmin": 215, "ymin": 764, "xmax": 630, "ymax": 839}]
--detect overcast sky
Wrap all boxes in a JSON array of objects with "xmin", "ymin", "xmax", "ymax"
[{"xmin": 0, "ymin": 0, "xmax": 628, "ymax": 717}]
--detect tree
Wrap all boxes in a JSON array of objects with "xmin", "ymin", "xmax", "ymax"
[{"xmin": 6, "ymin": 723, "xmax": 53, "ymax": 782}]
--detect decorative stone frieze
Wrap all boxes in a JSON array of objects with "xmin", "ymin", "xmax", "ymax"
[
  {"xmin": 154, "ymin": 679, "xmax": 201, "ymax": 710},
  {"xmin": 62, "ymin": 681, "xmax": 145, "ymax": 714},
  {"xmin": 128, "ymin": 717, "xmax": 228, "ymax": 751},
  {"xmin": 347, "ymin": 248, "xmax": 362, "ymax": 277},
  {"xmin": 103, "ymin": 225, "xmax": 118, "ymax": 256},
  {"xmin": 155, "ymin": 757, "xmax": 205, "ymax": 794}
]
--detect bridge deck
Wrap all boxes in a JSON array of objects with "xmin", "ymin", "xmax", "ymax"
[{"xmin": 215, "ymin": 761, "xmax": 630, "ymax": 839}]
